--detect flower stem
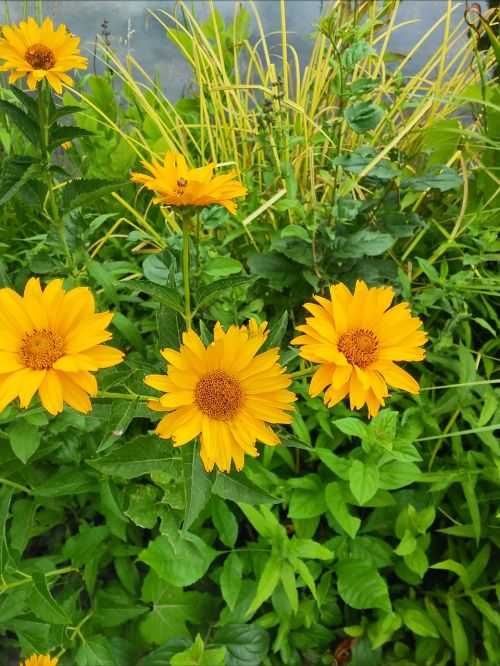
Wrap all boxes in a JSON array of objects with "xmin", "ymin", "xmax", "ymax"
[
  {"xmin": 37, "ymin": 82, "xmax": 72, "ymax": 267},
  {"xmin": 290, "ymin": 365, "xmax": 317, "ymax": 379},
  {"xmin": 97, "ymin": 391, "xmax": 150, "ymax": 402},
  {"xmin": 182, "ymin": 215, "xmax": 192, "ymax": 330},
  {"xmin": 0, "ymin": 477, "xmax": 32, "ymax": 494}
]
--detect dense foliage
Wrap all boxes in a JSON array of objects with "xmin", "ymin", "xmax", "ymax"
[{"xmin": 0, "ymin": 1, "xmax": 499, "ymax": 665}]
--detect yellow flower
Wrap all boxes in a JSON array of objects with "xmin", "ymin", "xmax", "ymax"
[
  {"xmin": 145, "ymin": 320, "xmax": 296, "ymax": 472},
  {"xmin": 0, "ymin": 277, "xmax": 124, "ymax": 415},
  {"xmin": 20, "ymin": 655, "xmax": 58, "ymax": 666},
  {"xmin": 293, "ymin": 280, "xmax": 427, "ymax": 418},
  {"xmin": 131, "ymin": 150, "xmax": 248, "ymax": 215},
  {"xmin": 0, "ymin": 17, "xmax": 87, "ymax": 93}
]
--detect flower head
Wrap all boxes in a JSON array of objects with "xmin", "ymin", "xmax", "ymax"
[
  {"xmin": 131, "ymin": 150, "xmax": 248, "ymax": 214},
  {"xmin": 293, "ymin": 280, "xmax": 427, "ymax": 417},
  {"xmin": 0, "ymin": 17, "xmax": 87, "ymax": 93},
  {"xmin": 0, "ymin": 278, "xmax": 124, "ymax": 415},
  {"xmin": 145, "ymin": 320, "xmax": 296, "ymax": 472},
  {"xmin": 20, "ymin": 655, "xmax": 58, "ymax": 666}
]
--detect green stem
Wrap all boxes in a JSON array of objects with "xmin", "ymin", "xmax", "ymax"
[
  {"xmin": 290, "ymin": 366, "xmax": 318, "ymax": 379},
  {"xmin": 37, "ymin": 82, "xmax": 72, "ymax": 267},
  {"xmin": 182, "ymin": 215, "xmax": 192, "ymax": 330},
  {"xmin": 97, "ymin": 391, "xmax": 150, "ymax": 402},
  {"xmin": 0, "ymin": 565, "xmax": 77, "ymax": 594},
  {"xmin": 0, "ymin": 477, "xmax": 32, "ymax": 495}
]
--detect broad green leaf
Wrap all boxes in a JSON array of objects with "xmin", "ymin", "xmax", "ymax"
[
  {"xmin": 8, "ymin": 419, "xmax": 41, "ymax": 463},
  {"xmin": 9, "ymin": 85, "xmax": 38, "ymax": 118},
  {"xmin": 61, "ymin": 178, "xmax": 129, "ymax": 212},
  {"xmin": 63, "ymin": 525, "xmax": 110, "ymax": 567},
  {"xmin": 202, "ymin": 256, "xmax": 243, "ymax": 278},
  {"xmin": 212, "ymin": 496, "xmax": 238, "ymax": 548},
  {"xmin": 120, "ymin": 279, "xmax": 183, "ymax": 313},
  {"xmin": 378, "ymin": 461, "xmax": 421, "ymax": 489},
  {"xmin": 30, "ymin": 573, "xmax": 69, "ymax": 624},
  {"xmin": 138, "ymin": 533, "xmax": 217, "ymax": 587},
  {"xmin": 86, "ymin": 259, "xmax": 120, "ymax": 308},
  {"xmin": 48, "ymin": 125, "xmax": 94, "ymax": 152},
  {"xmin": 156, "ymin": 303, "xmax": 184, "ymax": 350},
  {"xmin": 171, "ymin": 635, "xmax": 226, "ymax": 666},
  {"xmin": 125, "ymin": 484, "xmax": 162, "ymax": 529},
  {"xmin": 246, "ymin": 554, "xmax": 281, "ymax": 616},
  {"xmin": 9, "ymin": 498, "xmax": 36, "ymax": 554},
  {"xmin": 344, "ymin": 101, "xmax": 384, "ymax": 133},
  {"xmin": 195, "ymin": 275, "xmax": 257, "ymax": 312},
  {"xmin": 342, "ymin": 41, "xmax": 375, "ymax": 69},
  {"xmin": 333, "ymin": 417, "xmax": 370, "ymax": 439},
  {"xmin": 292, "ymin": 538, "xmax": 334, "ymax": 561},
  {"xmin": 97, "ymin": 399, "xmax": 140, "ymax": 453},
  {"xmin": 75, "ymin": 635, "xmax": 117, "ymax": 666},
  {"xmin": 0, "ymin": 486, "xmax": 13, "ymax": 575},
  {"xmin": 324, "ymin": 481, "xmax": 361, "ymax": 538},
  {"xmin": 336, "ymin": 559, "xmax": 391, "ymax": 612},
  {"xmin": 280, "ymin": 561, "xmax": 298, "ymax": 613},
  {"xmin": 349, "ymin": 460, "xmax": 380, "ymax": 505},
  {"xmin": 34, "ymin": 468, "xmax": 98, "ymax": 497},
  {"xmin": 182, "ymin": 441, "xmax": 213, "ymax": 532},
  {"xmin": 238, "ymin": 503, "xmax": 283, "ymax": 539},
  {"xmin": 220, "ymin": 553, "xmax": 242, "ymax": 612},
  {"xmin": 401, "ymin": 166, "xmax": 463, "ymax": 192},
  {"xmin": 140, "ymin": 570, "xmax": 212, "ymax": 644},
  {"xmin": 95, "ymin": 584, "xmax": 147, "ymax": 627},
  {"xmin": 88, "ymin": 435, "xmax": 179, "ymax": 479},
  {"xmin": 48, "ymin": 104, "xmax": 85, "ymax": 125},
  {"xmin": 212, "ymin": 623, "xmax": 270, "ymax": 666},
  {"xmin": 212, "ymin": 470, "xmax": 278, "ymax": 505},
  {"xmin": 402, "ymin": 608, "xmax": 440, "ymax": 638},
  {"xmin": 317, "ymin": 449, "xmax": 350, "ymax": 479},
  {"xmin": 404, "ymin": 547, "xmax": 428, "ymax": 577},
  {"xmin": 7, "ymin": 619, "xmax": 50, "ymax": 656}
]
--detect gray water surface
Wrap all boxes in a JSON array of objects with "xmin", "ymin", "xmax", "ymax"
[{"xmin": 3, "ymin": 1, "xmax": 488, "ymax": 100}]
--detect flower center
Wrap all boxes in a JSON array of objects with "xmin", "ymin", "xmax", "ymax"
[
  {"xmin": 19, "ymin": 329, "xmax": 65, "ymax": 370},
  {"xmin": 338, "ymin": 328, "xmax": 378, "ymax": 368},
  {"xmin": 174, "ymin": 178, "xmax": 188, "ymax": 196},
  {"xmin": 24, "ymin": 43, "xmax": 56, "ymax": 70},
  {"xmin": 195, "ymin": 370, "xmax": 243, "ymax": 421}
]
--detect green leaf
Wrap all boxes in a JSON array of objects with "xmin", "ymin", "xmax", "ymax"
[
  {"xmin": 63, "ymin": 525, "xmax": 110, "ymax": 567},
  {"xmin": 30, "ymin": 573, "xmax": 69, "ymax": 624},
  {"xmin": 317, "ymin": 449, "xmax": 350, "ymax": 480},
  {"xmin": 404, "ymin": 547, "xmax": 429, "ymax": 577},
  {"xmin": 213, "ymin": 623, "xmax": 270, "ymax": 666},
  {"xmin": 47, "ymin": 125, "xmax": 94, "ymax": 152},
  {"xmin": 182, "ymin": 441, "xmax": 213, "ymax": 532},
  {"xmin": 61, "ymin": 178, "xmax": 129, "ymax": 212},
  {"xmin": 288, "ymin": 478, "xmax": 327, "ymax": 519},
  {"xmin": 246, "ymin": 553, "xmax": 281, "ymax": 616},
  {"xmin": 378, "ymin": 461, "xmax": 421, "ymax": 489},
  {"xmin": 220, "ymin": 552, "xmax": 242, "ymax": 612},
  {"xmin": 402, "ymin": 608, "xmax": 440, "ymax": 638},
  {"xmin": 342, "ymin": 41, "xmax": 375, "ymax": 69},
  {"xmin": 324, "ymin": 482, "xmax": 361, "ymax": 538},
  {"xmin": 95, "ymin": 584, "xmax": 147, "ymax": 627},
  {"xmin": 125, "ymin": 484, "xmax": 162, "ymax": 529},
  {"xmin": 333, "ymin": 417, "xmax": 370, "ymax": 439},
  {"xmin": 349, "ymin": 460, "xmax": 380, "ymax": 505},
  {"xmin": 9, "ymin": 419, "xmax": 41, "ymax": 464},
  {"xmin": 212, "ymin": 470, "xmax": 278, "ymax": 505},
  {"xmin": 34, "ymin": 468, "xmax": 98, "ymax": 497},
  {"xmin": 262, "ymin": 311, "xmax": 288, "ymax": 351},
  {"xmin": 138, "ymin": 533, "xmax": 217, "ymax": 587},
  {"xmin": 212, "ymin": 496, "xmax": 238, "ymax": 548},
  {"xmin": 447, "ymin": 598, "xmax": 469, "ymax": 666},
  {"xmin": 0, "ymin": 99, "xmax": 39, "ymax": 144},
  {"xmin": 156, "ymin": 304, "xmax": 184, "ymax": 350},
  {"xmin": 336, "ymin": 559, "xmax": 391, "ymax": 612},
  {"xmin": 86, "ymin": 259, "xmax": 120, "ymax": 308},
  {"xmin": 75, "ymin": 635, "xmax": 117, "ymax": 666},
  {"xmin": 344, "ymin": 101, "xmax": 384, "ymax": 133},
  {"xmin": 140, "ymin": 570, "xmax": 211, "ymax": 645},
  {"xmin": 9, "ymin": 86, "xmax": 38, "ymax": 119},
  {"xmin": 48, "ymin": 104, "xmax": 85, "ymax": 125},
  {"xmin": 336, "ymin": 229, "xmax": 394, "ymax": 259},
  {"xmin": 401, "ymin": 166, "xmax": 463, "ymax": 192},
  {"xmin": 120, "ymin": 279, "xmax": 183, "ymax": 313},
  {"xmin": 8, "ymin": 619, "xmax": 50, "ymax": 656},
  {"xmin": 195, "ymin": 275, "xmax": 257, "ymax": 312},
  {"xmin": 0, "ymin": 156, "xmax": 43, "ymax": 206},
  {"xmin": 88, "ymin": 435, "xmax": 179, "ymax": 479},
  {"xmin": 10, "ymin": 498, "xmax": 36, "ymax": 554},
  {"xmin": 202, "ymin": 256, "xmax": 243, "ymax": 278},
  {"xmin": 97, "ymin": 398, "xmax": 140, "ymax": 453},
  {"xmin": 0, "ymin": 486, "xmax": 14, "ymax": 576}
]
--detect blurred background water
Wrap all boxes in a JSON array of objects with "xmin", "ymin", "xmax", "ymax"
[{"xmin": 2, "ymin": 0, "xmax": 491, "ymax": 99}]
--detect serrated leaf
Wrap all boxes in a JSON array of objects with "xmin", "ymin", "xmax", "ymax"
[
  {"xmin": 120, "ymin": 279, "xmax": 183, "ymax": 313},
  {"xmin": 47, "ymin": 125, "xmax": 94, "ymax": 152},
  {"xmin": 0, "ymin": 157, "xmax": 43, "ymax": 206},
  {"xmin": 0, "ymin": 99, "xmax": 39, "ymax": 144},
  {"xmin": 88, "ymin": 435, "xmax": 179, "ymax": 479},
  {"xmin": 97, "ymin": 398, "xmax": 140, "ymax": 453},
  {"xmin": 49, "ymin": 104, "xmax": 85, "ymax": 125},
  {"xmin": 195, "ymin": 275, "xmax": 257, "ymax": 312},
  {"xmin": 61, "ymin": 178, "xmax": 129, "ymax": 212},
  {"xmin": 9, "ymin": 85, "xmax": 38, "ymax": 119},
  {"xmin": 262, "ymin": 310, "xmax": 288, "ymax": 351},
  {"xmin": 30, "ymin": 573, "xmax": 69, "ymax": 624}
]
